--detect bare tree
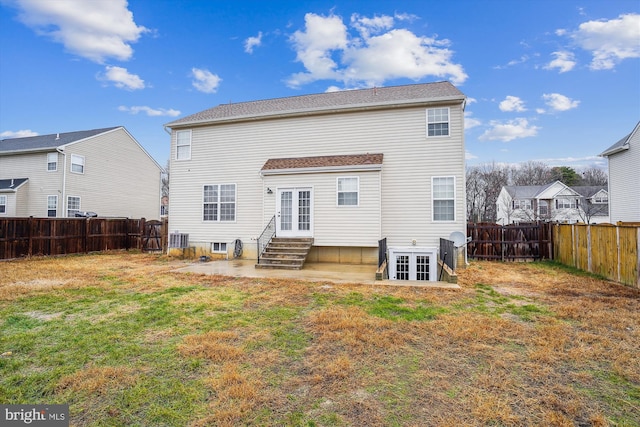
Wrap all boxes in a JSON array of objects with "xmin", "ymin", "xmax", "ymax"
[
  {"xmin": 512, "ymin": 161, "xmax": 552, "ymax": 185},
  {"xmin": 580, "ymin": 167, "xmax": 608, "ymax": 186},
  {"xmin": 161, "ymin": 160, "xmax": 170, "ymax": 198}
]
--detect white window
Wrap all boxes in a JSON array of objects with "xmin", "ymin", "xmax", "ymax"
[
  {"xmin": 71, "ymin": 154, "xmax": 84, "ymax": 174},
  {"xmin": 47, "ymin": 195, "xmax": 57, "ymax": 217},
  {"xmin": 203, "ymin": 184, "xmax": 236, "ymax": 221},
  {"xmin": 337, "ymin": 177, "xmax": 358, "ymax": 206},
  {"xmin": 176, "ymin": 130, "xmax": 191, "ymax": 160},
  {"xmin": 513, "ymin": 199, "xmax": 532, "ymax": 210},
  {"xmin": 432, "ymin": 176, "xmax": 455, "ymax": 221},
  {"xmin": 47, "ymin": 152, "xmax": 57, "ymax": 171},
  {"xmin": 211, "ymin": 242, "xmax": 227, "ymax": 253},
  {"xmin": 594, "ymin": 194, "xmax": 608, "ymax": 204},
  {"xmin": 539, "ymin": 200, "xmax": 549, "ymax": 216},
  {"xmin": 0, "ymin": 195, "xmax": 6, "ymax": 214},
  {"xmin": 426, "ymin": 108, "xmax": 450, "ymax": 137},
  {"xmin": 556, "ymin": 198, "xmax": 577, "ymax": 209},
  {"xmin": 67, "ymin": 196, "xmax": 80, "ymax": 217}
]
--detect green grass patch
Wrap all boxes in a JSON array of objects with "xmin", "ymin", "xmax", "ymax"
[{"xmin": 338, "ymin": 292, "xmax": 446, "ymax": 321}]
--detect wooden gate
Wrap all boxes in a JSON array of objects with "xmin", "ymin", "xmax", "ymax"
[
  {"xmin": 467, "ymin": 222, "xmax": 553, "ymax": 261},
  {"xmin": 142, "ymin": 219, "xmax": 167, "ymax": 252}
]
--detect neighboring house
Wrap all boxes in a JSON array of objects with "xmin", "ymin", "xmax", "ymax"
[
  {"xmin": 165, "ymin": 82, "xmax": 467, "ymax": 282},
  {"xmin": 496, "ymin": 181, "xmax": 609, "ymax": 225},
  {"xmin": 600, "ymin": 121, "xmax": 640, "ymax": 223},
  {"xmin": 0, "ymin": 127, "xmax": 163, "ymax": 219}
]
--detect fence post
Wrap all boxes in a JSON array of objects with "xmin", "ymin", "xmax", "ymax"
[
  {"xmin": 28, "ymin": 216, "xmax": 34, "ymax": 257},
  {"xmin": 587, "ymin": 225, "xmax": 592, "ymax": 273}
]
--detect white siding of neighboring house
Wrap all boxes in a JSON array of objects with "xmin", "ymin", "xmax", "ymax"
[
  {"xmin": 0, "ymin": 152, "xmax": 63, "ymax": 217},
  {"xmin": 169, "ymin": 103, "xmax": 466, "ymax": 255},
  {"xmin": 608, "ymin": 128, "xmax": 640, "ymax": 223},
  {"xmin": 64, "ymin": 128, "xmax": 162, "ymax": 219}
]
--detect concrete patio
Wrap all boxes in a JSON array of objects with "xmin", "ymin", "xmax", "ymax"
[{"xmin": 173, "ymin": 259, "xmax": 460, "ymax": 289}]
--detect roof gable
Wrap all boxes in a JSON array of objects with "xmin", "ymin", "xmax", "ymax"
[
  {"xmin": 0, "ymin": 178, "xmax": 28, "ymax": 192},
  {"xmin": 600, "ymin": 121, "xmax": 639, "ymax": 157},
  {"xmin": 166, "ymin": 82, "xmax": 465, "ymax": 128},
  {"xmin": 0, "ymin": 127, "xmax": 120, "ymax": 154}
]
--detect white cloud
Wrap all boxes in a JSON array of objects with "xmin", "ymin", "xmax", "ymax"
[
  {"xmin": 544, "ymin": 51, "xmax": 576, "ymax": 73},
  {"xmin": 118, "ymin": 106, "xmax": 181, "ymax": 117},
  {"xmin": 9, "ymin": 0, "xmax": 148, "ymax": 63},
  {"xmin": 479, "ymin": 118, "xmax": 540, "ymax": 142},
  {"xmin": 0, "ymin": 129, "xmax": 39, "ymax": 138},
  {"xmin": 465, "ymin": 151, "xmax": 478, "ymax": 160},
  {"xmin": 244, "ymin": 31, "xmax": 263, "ymax": 54},
  {"xmin": 499, "ymin": 96, "xmax": 527, "ymax": 112},
  {"xmin": 287, "ymin": 12, "xmax": 467, "ymax": 88},
  {"xmin": 191, "ymin": 68, "xmax": 222, "ymax": 93},
  {"xmin": 567, "ymin": 13, "xmax": 640, "ymax": 70},
  {"xmin": 464, "ymin": 111, "xmax": 481, "ymax": 129},
  {"xmin": 542, "ymin": 93, "xmax": 580, "ymax": 112},
  {"xmin": 101, "ymin": 66, "xmax": 144, "ymax": 90}
]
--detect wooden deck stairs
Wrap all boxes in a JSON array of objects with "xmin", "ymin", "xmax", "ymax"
[{"xmin": 255, "ymin": 237, "xmax": 314, "ymax": 270}]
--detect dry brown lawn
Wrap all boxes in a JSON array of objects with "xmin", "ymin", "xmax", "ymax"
[{"xmin": 0, "ymin": 252, "xmax": 638, "ymax": 426}]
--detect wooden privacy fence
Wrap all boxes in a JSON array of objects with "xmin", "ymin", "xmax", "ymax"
[
  {"xmin": 467, "ymin": 222, "xmax": 553, "ymax": 261},
  {"xmin": 553, "ymin": 223, "xmax": 639, "ymax": 288},
  {"xmin": 0, "ymin": 217, "xmax": 166, "ymax": 260}
]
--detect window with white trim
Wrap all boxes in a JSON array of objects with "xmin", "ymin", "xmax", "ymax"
[
  {"xmin": 426, "ymin": 108, "xmax": 450, "ymax": 137},
  {"xmin": 538, "ymin": 200, "xmax": 549, "ymax": 216},
  {"xmin": 47, "ymin": 195, "xmax": 57, "ymax": 217},
  {"xmin": 211, "ymin": 242, "xmax": 227, "ymax": 253},
  {"xmin": 203, "ymin": 184, "xmax": 236, "ymax": 221},
  {"xmin": 556, "ymin": 198, "xmax": 577, "ymax": 209},
  {"xmin": 0, "ymin": 195, "xmax": 6, "ymax": 214},
  {"xmin": 513, "ymin": 199, "xmax": 532, "ymax": 210},
  {"xmin": 67, "ymin": 196, "xmax": 80, "ymax": 217},
  {"xmin": 47, "ymin": 152, "xmax": 57, "ymax": 171},
  {"xmin": 432, "ymin": 176, "xmax": 455, "ymax": 221},
  {"xmin": 176, "ymin": 130, "xmax": 191, "ymax": 160},
  {"xmin": 593, "ymin": 194, "xmax": 608, "ymax": 204},
  {"xmin": 71, "ymin": 154, "xmax": 84, "ymax": 174},
  {"xmin": 337, "ymin": 177, "xmax": 358, "ymax": 206}
]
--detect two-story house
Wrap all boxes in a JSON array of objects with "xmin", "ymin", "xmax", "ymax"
[
  {"xmin": 496, "ymin": 181, "xmax": 609, "ymax": 225},
  {"xmin": 600, "ymin": 121, "xmax": 640, "ymax": 223},
  {"xmin": 165, "ymin": 82, "xmax": 467, "ymax": 282},
  {"xmin": 0, "ymin": 127, "xmax": 163, "ymax": 219}
]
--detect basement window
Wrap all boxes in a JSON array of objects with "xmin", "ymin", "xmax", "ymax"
[{"xmin": 211, "ymin": 242, "xmax": 227, "ymax": 253}]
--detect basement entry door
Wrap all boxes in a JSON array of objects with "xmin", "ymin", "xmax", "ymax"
[
  {"xmin": 388, "ymin": 248, "xmax": 437, "ymax": 281},
  {"xmin": 276, "ymin": 188, "xmax": 313, "ymax": 237}
]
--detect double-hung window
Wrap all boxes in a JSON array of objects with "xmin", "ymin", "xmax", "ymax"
[
  {"xmin": 71, "ymin": 154, "xmax": 84, "ymax": 174},
  {"xmin": 67, "ymin": 196, "xmax": 80, "ymax": 217},
  {"xmin": 0, "ymin": 195, "xmax": 6, "ymax": 214},
  {"xmin": 203, "ymin": 184, "xmax": 236, "ymax": 221},
  {"xmin": 47, "ymin": 152, "xmax": 58, "ymax": 171},
  {"xmin": 513, "ymin": 199, "xmax": 532, "ymax": 210},
  {"xmin": 432, "ymin": 176, "xmax": 455, "ymax": 221},
  {"xmin": 426, "ymin": 108, "xmax": 450, "ymax": 137},
  {"xmin": 176, "ymin": 130, "xmax": 191, "ymax": 160},
  {"xmin": 556, "ymin": 198, "xmax": 577, "ymax": 209},
  {"xmin": 337, "ymin": 177, "xmax": 358, "ymax": 206},
  {"xmin": 47, "ymin": 195, "xmax": 57, "ymax": 217}
]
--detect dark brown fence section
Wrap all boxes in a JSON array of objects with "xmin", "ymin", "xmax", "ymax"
[
  {"xmin": 0, "ymin": 217, "xmax": 166, "ymax": 260},
  {"xmin": 467, "ymin": 222, "xmax": 553, "ymax": 261}
]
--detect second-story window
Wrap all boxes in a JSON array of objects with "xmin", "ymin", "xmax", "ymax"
[
  {"xmin": 71, "ymin": 154, "xmax": 85, "ymax": 174},
  {"xmin": 426, "ymin": 108, "xmax": 450, "ymax": 137},
  {"xmin": 47, "ymin": 152, "xmax": 57, "ymax": 171},
  {"xmin": 176, "ymin": 130, "xmax": 191, "ymax": 160}
]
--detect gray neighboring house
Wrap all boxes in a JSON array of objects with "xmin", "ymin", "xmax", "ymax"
[
  {"xmin": 0, "ymin": 127, "xmax": 163, "ymax": 219},
  {"xmin": 496, "ymin": 181, "xmax": 609, "ymax": 225},
  {"xmin": 165, "ymin": 82, "xmax": 468, "ymax": 282},
  {"xmin": 600, "ymin": 121, "xmax": 640, "ymax": 223}
]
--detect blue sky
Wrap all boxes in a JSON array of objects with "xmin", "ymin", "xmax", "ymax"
[{"xmin": 1, "ymin": 0, "xmax": 638, "ymax": 170}]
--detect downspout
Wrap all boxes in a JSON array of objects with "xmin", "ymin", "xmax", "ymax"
[{"xmin": 56, "ymin": 147, "xmax": 67, "ymax": 217}]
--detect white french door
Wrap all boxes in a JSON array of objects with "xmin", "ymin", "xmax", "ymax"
[
  {"xmin": 276, "ymin": 188, "xmax": 313, "ymax": 237},
  {"xmin": 388, "ymin": 248, "xmax": 437, "ymax": 281}
]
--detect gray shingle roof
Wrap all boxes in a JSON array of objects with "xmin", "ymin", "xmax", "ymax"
[
  {"xmin": 166, "ymin": 81, "xmax": 465, "ymax": 128},
  {"xmin": 262, "ymin": 153, "xmax": 383, "ymax": 171},
  {"xmin": 571, "ymin": 186, "xmax": 607, "ymax": 198},
  {"xmin": 0, "ymin": 127, "xmax": 120, "ymax": 154},
  {"xmin": 600, "ymin": 121, "xmax": 639, "ymax": 156},
  {"xmin": 0, "ymin": 178, "xmax": 28, "ymax": 192}
]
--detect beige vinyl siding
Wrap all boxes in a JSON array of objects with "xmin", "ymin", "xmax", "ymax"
[
  {"xmin": 609, "ymin": 130, "xmax": 640, "ymax": 222},
  {"xmin": 169, "ymin": 103, "xmax": 466, "ymax": 250},
  {"xmin": 0, "ymin": 152, "xmax": 63, "ymax": 217},
  {"xmin": 65, "ymin": 128, "xmax": 162, "ymax": 219}
]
